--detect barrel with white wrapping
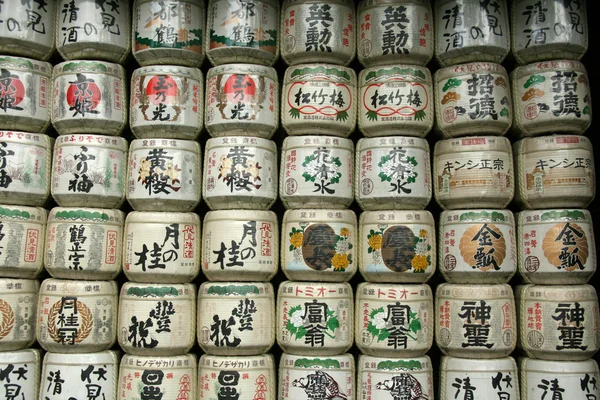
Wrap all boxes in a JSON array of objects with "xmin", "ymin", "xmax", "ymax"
[{"xmin": 0, "ymin": 279, "xmax": 38, "ymax": 351}]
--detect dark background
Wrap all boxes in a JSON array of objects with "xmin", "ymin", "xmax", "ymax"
[{"xmin": 34, "ymin": 0, "xmax": 600, "ymax": 397}]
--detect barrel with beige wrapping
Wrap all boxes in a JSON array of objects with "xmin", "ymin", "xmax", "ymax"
[
  {"xmin": 435, "ymin": 283, "xmax": 516, "ymax": 358},
  {"xmin": 281, "ymin": 209, "xmax": 357, "ymax": 282},
  {"xmin": 520, "ymin": 358, "xmax": 600, "ymax": 399},
  {"xmin": 123, "ymin": 212, "xmax": 201, "ymax": 283},
  {"xmin": 45, "ymin": 207, "xmax": 124, "ymax": 280},
  {"xmin": 279, "ymin": 353, "xmax": 355, "ymax": 400},
  {"xmin": 518, "ymin": 209, "xmax": 596, "ymax": 285},
  {"xmin": 356, "ymin": 137, "xmax": 431, "ymax": 210},
  {"xmin": 439, "ymin": 209, "xmax": 517, "ymax": 284},
  {"xmin": 280, "ymin": 137, "xmax": 354, "ymax": 209},
  {"xmin": 37, "ymin": 278, "xmax": 118, "ymax": 353},
  {"xmin": 277, "ymin": 281, "xmax": 353, "ymax": 356},
  {"xmin": 202, "ymin": 210, "xmax": 278, "ymax": 281},
  {"xmin": 359, "ymin": 210, "xmax": 436, "ymax": 283},
  {"xmin": 358, "ymin": 65, "xmax": 434, "ymax": 138},
  {"xmin": 356, "ymin": 283, "xmax": 433, "ymax": 357},
  {"xmin": 514, "ymin": 135, "xmax": 596, "ymax": 209},
  {"xmin": 433, "ymin": 136, "xmax": 514, "ymax": 209},
  {"xmin": 197, "ymin": 282, "xmax": 274, "ymax": 356},
  {"xmin": 516, "ymin": 284, "xmax": 600, "ymax": 360},
  {"xmin": 0, "ymin": 279, "xmax": 38, "ymax": 351}
]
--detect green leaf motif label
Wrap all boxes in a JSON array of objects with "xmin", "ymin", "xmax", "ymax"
[
  {"xmin": 207, "ymin": 285, "xmax": 260, "ymax": 296},
  {"xmin": 286, "ymin": 300, "xmax": 340, "ymax": 347},
  {"xmin": 302, "ymin": 148, "xmax": 343, "ymax": 195},
  {"xmin": 127, "ymin": 286, "xmax": 179, "ymax": 297},
  {"xmin": 378, "ymin": 147, "xmax": 419, "ymax": 194},
  {"xmin": 366, "ymin": 303, "xmax": 422, "ymax": 349}
]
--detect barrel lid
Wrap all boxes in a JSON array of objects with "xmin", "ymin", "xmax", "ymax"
[
  {"xmin": 0, "ymin": 349, "xmax": 40, "ymax": 363},
  {"xmin": 0, "ymin": 278, "xmax": 39, "ymax": 293},
  {"xmin": 133, "ymin": 65, "xmax": 204, "ymax": 80},
  {"xmin": 359, "ymin": 210, "xmax": 434, "ymax": 225},
  {"xmin": 280, "ymin": 353, "xmax": 355, "ymax": 369},
  {"xmin": 442, "ymin": 356, "xmax": 517, "ymax": 371},
  {"xmin": 121, "ymin": 353, "xmax": 197, "ymax": 368},
  {"xmin": 0, "ymin": 205, "xmax": 47, "ymax": 223},
  {"xmin": 200, "ymin": 353, "xmax": 275, "ymax": 366},
  {"xmin": 519, "ymin": 357, "xmax": 599, "ymax": 374},
  {"xmin": 278, "ymin": 281, "xmax": 352, "ymax": 296},
  {"xmin": 512, "ymin": 59, "xmax": 587, "ymax": 79},
  {"xmin": 207, "ymin": 64, "xmax": 278, "ymax": 80},
  {"xmin": 0, "ymin": 56, "xmax": 52, "ymax": 76},
  {"xmin": 283, "ymin": 0, "xmax": 354, "ymax": 8},
  {"xmin": 199, "ymin": 282, "xmax": 273, "ymax": 297},
  {"xmin": 44, "ymin": 350, "xmax": 119, "ymax": 365},
  {"xmin": 514, "ymin": 135, "xmax": 593, "ymax": 154},
  {"xmin": 436, "ymin": 283, "xmax": 514, "ymax": 300},
  {"xmin": 516, "ymin": 283, "xmax": 598, "ymax": 301},
  {"xmin": 356, "ymin": 282, "xmax": 432, "ymax": 300},
  {"xmin": 517, "ymin": 209, "xmax": 592, "ymax": 224},
  {"xmin": 130, "ymin": 138, "xmax": 201, "ymax": 153},
  {"xmin": 358, "ymin": 0, "xmax": 430, "ymax": 10},
  {"xmin": 55, "ymin": 134, "xmax": 128, "ymax": 151},
  {"xmin": 0, "ymin": 132, "xmax": 53, "ymax": 147},
  {"xmin": 435, "ymin": 62, "xmax": 508, "ymax": 82},
  {"xmin": 49, "ymin": 207, "xmax": 124, "ymax": 224},
  {"xmin": 284, "ymin": 64, "xmax": 357, "ymax": 84},
  {"xmin": 41, "ymin": 278, "xmax": 117, "ymax": 296},
  {"xmin": 204, "ymin": 210, "xmax": 277, "ymax": 223},
  {"xmin": 53, "ymin": 60, "xmax": 126, "ymax": 77},
  {"xmin": 358, "ymin": 65, "xmax": 432, "ymax": 83},
  {"xmin": 358, "ymin": 354, "xmax": 433, "ymax": 372},
  {"xmin": 136, "ymin": 0, "xmax": 205, "ymax": 6},
  {"xmin": 125, "ymin": 211, "xmax": 200, "ymax": 225},
  {"xmin": 283, "ymin": 209, "xmax": 357, "ymax": 223},
  {"xmin": 440, "ymin": 209, "xmax": 514, "ymax": 224},
  {"xmin": 357, "ymin": 136, "xmax": 429, "ymax": 152},
  {"xmin": 283, "ymin": 135, "xmax": 354, "ymax": 150},
  {"xmin": 120, "ymin": 282, "xmax": 196, "ymax": 299},
  {"xmin": 206, "ymin": 136, "xmax": 277, "ymax": 152},
  {"xmin": 435, "ymin": 136, "xmax": 512, "ymax": 154}
]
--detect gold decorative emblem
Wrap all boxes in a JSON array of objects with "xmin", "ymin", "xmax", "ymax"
[
  {"xmin": 0, "ymin": 299, "xmax": 14, "ymax": 340},
  {"xmin": 47, "ymin": 299, "xmax": 93, "ymax": 344},
  {"xmin": 542, "ymin": 222, "xmax": 588, "ymax": 271},
  {"xmin": 459, "ymin": 223, "xmax": 506, "ymax": 271}
]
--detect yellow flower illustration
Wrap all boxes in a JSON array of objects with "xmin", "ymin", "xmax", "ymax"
[
  {"xmin": 419, "ymin": 229, "xmax": 428, "ymax": 238},
  {"xmin": 411, "ymin": 254, "xmax": 428, "ymax": 272},
  {"xmin": 368, "ymin": 234, "xmax": 382, "ymax": 251},
  {"xmin": 340, "ymin": 228, "xmax": 350, "ymax": 237},
  {"xmin": 290, "ymin": 232, "xmax": 303, "ymax": 249},
  {"xmin": 332, "ymin": 253, "xmax": 350, "ymax": 271}
]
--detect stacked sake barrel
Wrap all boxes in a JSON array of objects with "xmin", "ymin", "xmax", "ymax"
[
  {"xmin": 115, "ymin": 1, "xmax": 207, "ymax": 399},
  {"xmin": 198, "ymin": 0, "xmax": 281, "ymax": 398},
  {"xmin": 509, "ymin": 2, "xmax": 600, "ymax": 398},
  {"xmin": 276, "ymin": 1, "xmax": 359, "ymax": 398},
  {"xmin": 431, "ymin": 1, "xmax": 520, "ymax": 398},
  {"xmin": 350, "ymin": 1, "xmax": 438, "ymax": 399}
]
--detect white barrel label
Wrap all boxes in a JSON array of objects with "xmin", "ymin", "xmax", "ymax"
[
  {"xmin": 0, "ymin": 281, "xmax": 37, "ymax": 348},
  {"xmin": 0, "ymin": 2, "xmax": 54, "ymax": 59},
  {"xmin": 279, "ymin": 357, "xmax": 354, "ymax": 400},
  {"xmin": 199, "ymin": 356, "xmax": 274, "ymax": 400},
  {"xmin": 359, "ymin": 358, "xmax": 433, "ymax": 400},
  {"xmin": 525, "ymin": 364, "xmax": 600, "ymax": 400},
  {"xmin": 0, "ymin": 133, "xmax": 48, "ymax": 199},
  {"xmin": 443, "ymin": 366, "xmax": 518, "ymax": 400},
  {"xmin": 0, "ymin": 351, "xmax": 39, "ymax": 400}
]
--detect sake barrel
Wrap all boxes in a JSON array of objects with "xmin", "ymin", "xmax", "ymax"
[
  {"xmin": 280, "ymin": 136, "xmax": 354, "ymax": 209},
  {"xmin": 205, "ymin": 64, "xmax": 279, "ymax": 138},
  {"xmin": 434, "ymin": 62, "xmax": 512, "ymax": 138},
  {"xmin": 52, "ymin": 60, "xmax": 127, "ymax": 135},
  {"xmin": 280, "ymin": 0, "xmax": 356, "ymax": 66},
  {"xmin": 119, "ymin": 354, "xmax": 197, "ymax": 400},
  {"xmin": 123, "ymin": 212, "xmax": 201, "ymax": 284},
  {"xmin": 126, "ymin": 138, "xmax": 202, "ymax": 212},
  {"xmin": 0, "ymin": 56, "xmax": 52, "ymax": 133},
  {"xmin": 433, "ymin": 136, "xmax": 514, "ymax": 209},
  {"xmin": 0, "ymin": 205, "xmax": 46, "ymax": 279},
  {"xmin": 118, "ymin": 282, "xmax": 196, "ymax": 356},
  {"xmin": 279, "ymin": 353, "xmax": 355, "ymax": 400},
  {"xmin": 282, "ymin": 64, "xmax": 357, "ymax": 137},
  {"xmin": 357, "ymin": 0, "xmax": 434, "ymax": 67},
  {"xmin": 516, "ymin": 284, "xmax": 600, "ymax": 361},
  {"xmin": 0, "ymin": 278, "xmax": 38, "ymax": 351},
  {"xmin": 435, "ymin": 283, "xmax": 517, "ymax": 358},
  {"xmin": 56, "ymin": 0, "xmax": 130, "ymax": 63},
  {"xmin": 511, "ymin": 0, "xmax": 588, "ymax": 64},
  {"xmin": 439, "ymin": 209, "xmax": 517, "ymax": 284},
  {"xmin": 197, "ymin": 282, "xmax": 275, "ymax": 356},
  {"xmin": 132, "ymin": 0, "xmax": 206, "ymax": 67},
  {"xmin": 203, "ymin": 136, "xmax": 278, "ymax": 210},
  {"xmin": 439, "ymin": 356, "xmax": 519, "ymax": 400},
  {"xmin": 277, "ymin": 281, "xmax": 353, "ymax": 356},
  {"xmin": 512, "ymin": 60, "xmax": 591, "ymax": 137},
  {"xmin": 41, "ymin": 351, "xmax": 119, "ymax": 400},
  {"xmin": 434, "ymin": 0, "xmax": 510, "ymax": 66},
  {"xmin": 0, "ymin": 132, "xmax": 52, "ymax": 207},
  {"xmin": 0, "ymin": 2, "xmax": 55, "ymax": 61},
  {"xmin": 130, "ymin": 65, "xmax": 204, "ymax": 140},
  {"xmin": 357, "ymin": 65, "xmax": 434, "ymax": 138},
  {"xmin": 0, "ymin": 349, "xmax": 40, "ymax": 400},
  {"xmin": 355, "ymin": 136, "xmax": 431, "ymax": 210},
  {"xmin": 51, "ymin": 134, "xmax": 128, "ymax": 209},
  {"xmin": 199, "ymin": 354, "xmax": 276, "ymax": 400},
  {"xmin": 359, "ymin": 210, "xmax": 436, "ymax": 283},
  {"xmin": 520, "ymin": 357, "xmax": 600, "ymax": 400},
  {"xmin": 281, "ymin": 209, "xmax": 357, "ymax": 282},
  {"xmin": 45, "ymin": 207, "xmax": 125, "ymax": 281},
  {"xmin": 37, "ymin": 278, "xmax": 118, "ymax": 353},
  {"xmin": 356, "ymin": 282, "xmax": 433, "ymax": 357},
  {"xmin": 518, "ymin": 209, "xmax": 596, "ymax": 285},
  {"xmin": 357, "ymin": 355, "xmax": 434, "ymax": 400},
  {"xmin": 514, "ymin": 135, "xmax": 596, "ymax": 209},
  {"xmin": 205, "ymin": 0, "xmax": 279, "ymax": 66},
  {"xmin": 202, "ymin": 210, "xmax": 278, "ymax": 282}
]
